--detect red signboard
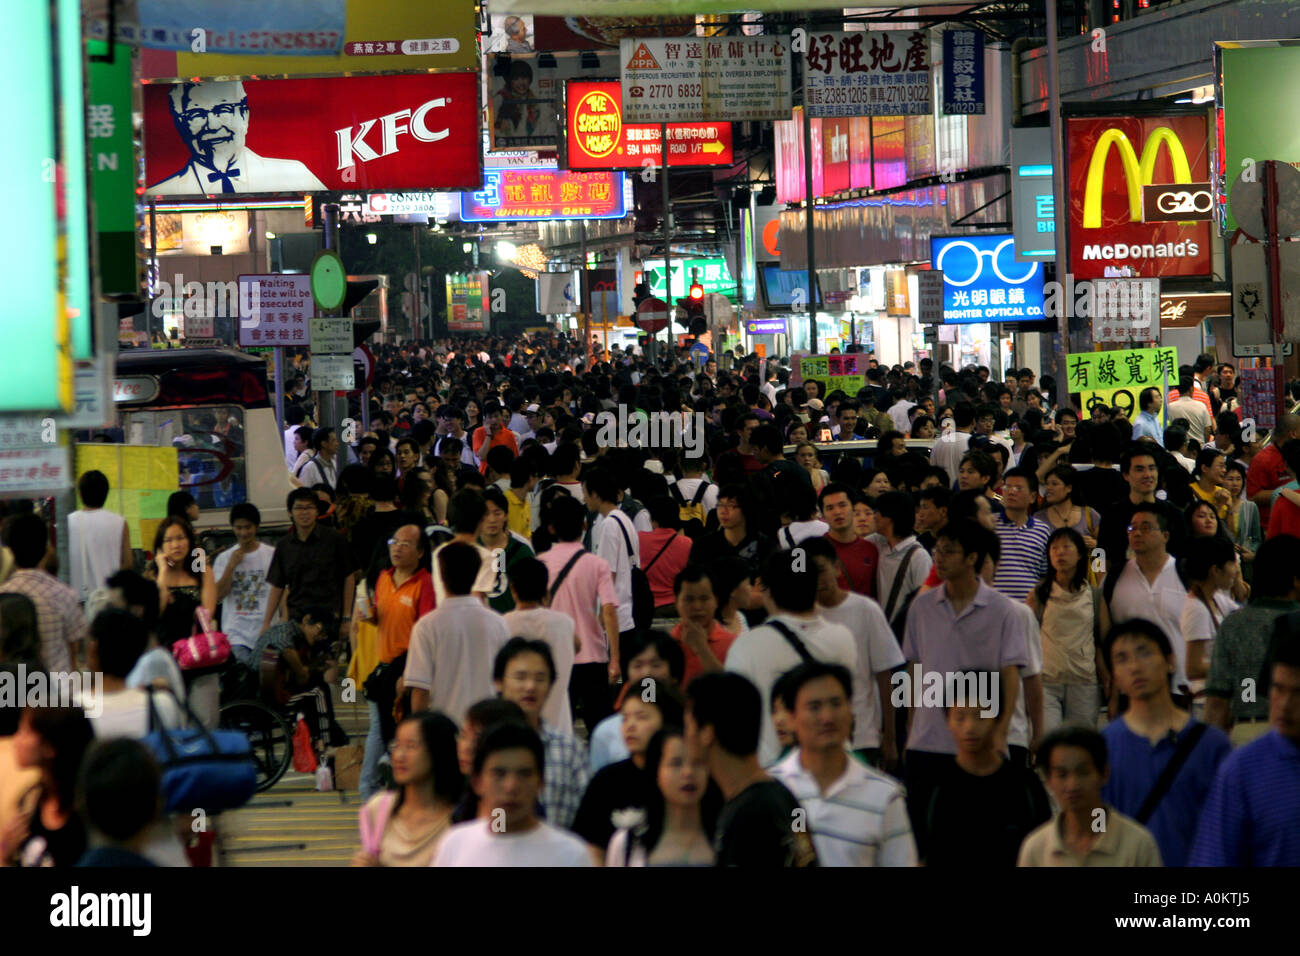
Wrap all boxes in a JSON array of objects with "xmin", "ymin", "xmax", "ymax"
[
  {"xmin": 1066, "ymin": 114, "xmax": 1212, "ymax": 279},
  {"xmin": 143, "ymin": 74, "xmax": 481, "ymax": 196},
  {"xmin": 565, "ymin": 81, "xmax": 733, "ymax": 170}
]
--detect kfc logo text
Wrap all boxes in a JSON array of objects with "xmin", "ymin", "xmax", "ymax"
[{"xmin": 336, "ymin": 99, "xmax": 451, "ymax": 170}]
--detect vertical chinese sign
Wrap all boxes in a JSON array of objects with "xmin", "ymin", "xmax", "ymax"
[
  {"xmin": 88, "ymin": 41, "xmax": 139, "ymax": 296},
  {"xmin": 941, "ymin": 30, "xmax": 984, "ymax": 115}
]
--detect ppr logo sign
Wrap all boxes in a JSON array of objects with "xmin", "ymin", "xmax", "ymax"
[{"xmin": 1066, "ymin": 115, "xmax": 1212, "ymax": 280}]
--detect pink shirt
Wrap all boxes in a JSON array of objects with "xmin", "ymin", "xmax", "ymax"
[{"xmin": 539, "ymin": 541, "xmax": 619, "ymax": 665}]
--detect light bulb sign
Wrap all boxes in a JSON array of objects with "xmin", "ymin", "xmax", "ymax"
[{"xmin": 565, "ymin": 81, "xmax": 733, "ymax": 170}]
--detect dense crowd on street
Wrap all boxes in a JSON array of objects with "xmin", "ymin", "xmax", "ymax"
[{"xmin": 1, "ymin": 333, "xmax": 1298, "ymax": 867}]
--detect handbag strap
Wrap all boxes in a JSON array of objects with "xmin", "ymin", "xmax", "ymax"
[
  {"xmin": 768, "ymin": 619, "xmax": 816, "ymax": 664},
  {"xmin": 547, "ymin": 550, "xmax": 586, "ymax": 604},
  {"xmin": 884, "ymin": 545, "xmax": 920, "ymax": 620},
  {"xmin": 145, "ymin": 684, "xmax": 215, "ymax": 759},
  {"xmin": 613, "ymin": 513, "xmax": 636, "ymax": 560},
  {"xmin": 1134, "ymin": 722, "xmax": 1208, "ymax": 825}
]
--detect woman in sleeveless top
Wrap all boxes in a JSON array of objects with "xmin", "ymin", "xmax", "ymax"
[
  {"xmin": 354, "ymin": 713, "xmax": 461, "ymax": 867},
  {"xmin": 1038, "ymin": 464, "xmax": 1100, "ymax": 557},
  {"xmin": 149, "ymin": 516, "xmax": 218, "ymax": 726},
  {"xmin": 606, "ymin": 728, "xmax": 719, "ymax": 867},
  {"xmin": 1026, "ymin": 528, "xmax": 1108, "ymax": 732}
]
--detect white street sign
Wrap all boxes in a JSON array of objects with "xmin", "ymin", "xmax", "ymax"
[
  {"xmin": 309, "ymin": 317, "xmax": 354, "ymax": 355},
  {"xmin": 620, "ymin": 36, "xmax": 793, "ymax": 124},
  {"xmin": 309, "ymin": 354, "xmax": 355, "ymax": 391}
]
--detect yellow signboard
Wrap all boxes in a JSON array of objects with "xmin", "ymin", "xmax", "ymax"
[
  {"xmin": 800, "ymin": 355, "xmax": 866, "ymax": 398},
  {"xmin": 150, "ymin": 0, "xmax": 479, "ymax": 79},
  {"xmin": 1065, "ymin": 347, "xmax": 1177, "ymax": 394},
  {"xmin": 76, "ymin": 444, "xmax": 179, "ymax": 549}
]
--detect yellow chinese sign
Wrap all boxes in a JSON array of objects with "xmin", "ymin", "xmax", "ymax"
[
  {"xmin": 800, "ymin": 354, "xmax": 866, "ymax": 397},
  {"xmin": 1068, "ymin": 346, "xmax": 1178, "ymax": 421}
]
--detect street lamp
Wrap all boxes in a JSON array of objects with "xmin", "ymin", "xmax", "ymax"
[
  {"xmin": 497, "ymin": 240, "xmax": 518, "ymax": 261},
  {"xmin": 462, "ymin": 242, "xmax": 473, "ymax": 253},
  {"xmin": 365, "ymin": 233, "xmax": 377, "ymax": 245}
]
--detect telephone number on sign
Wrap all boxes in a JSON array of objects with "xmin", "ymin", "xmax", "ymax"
[
  {"xmin": 648, "ymin": 84, "xmax": 703, "ymax": 99},
  {"xmin": 811, "ymin": 85, "xmax": 930, "ymax": 106}
]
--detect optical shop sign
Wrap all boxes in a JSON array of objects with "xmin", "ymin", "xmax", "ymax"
[{"xmin": 1066, "ymin": 346, "xmax": 1177, "ymax": 420}]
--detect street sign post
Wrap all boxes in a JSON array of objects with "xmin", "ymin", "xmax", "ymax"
[{"xmin": 637, "ymin": 297, "xmax": 669, "ymax": 334}]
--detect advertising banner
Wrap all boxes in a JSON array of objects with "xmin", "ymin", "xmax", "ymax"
[
  {"xmin": 89, "ymin": 40, "xmax": 139, "ymax": 296},
  {"xmin": 620, "ymin": 36, "xmax": 793, "ymax": 124},
  {"xmin": 447, "ymin": 273, "xmax": 489, "ymax": 332},
  {"xmin": 930, "ymin": 235, "xmax": 1045, "ymax": 324},
  {"xmin": 799, "ymin": 354, "xmax": 866, "ymax": 396},
  {"xmin": 746, "ymin": 318, "xmax": 788, "ymax": 335},
  {"xmin": 804, "ymin": 31, "xmax": 930, "ymax": 118},
  {"xmin": 1239, "ymin": 367, "xmax": 1277, "ymax": 429},
  {"xmin": 538, "ymin": 272, "xmax": 580, "ymax": 314},
  {"xmin": 144, "ymin": 73, "xmax": 481, "ymax": 196},
  {"xmin": 644, "ymin": 258, "xmax": 737, "ymax": 299},
  {"xmin": 486, "ymin": 14, "xmax": 697, "ymax": 53},
  {"xmin": 941, "ymin": 29, "xmax": 984, "ymax": 115},
  {"xmin": 139, "ymin": 0, "xmax": 478, "ymax": 78},
  {"xmin": 461, "ymin": 168, "xmax": 625, "ymax": 222},
  {"xmin": 489, "ymin": 52, "xmax": 618, "ymax": 152},
  {"xmin": 1066, "ymin": 346, "xmax": 1178, "ymax": 395},
  {"xmin": 1090, "ymin": 278, "xmax": 1160, "ymax": 343},
  {"xmin": 565, "ymin": 81, "xmax": 733, "ymax": 170},
  {"xmin": 1066, "ymin": 113, "xmax": 1212, "ymax": 279},
  {"xmin": 1010, "ymin": 127, "xmax": 1056, "ymax": 261}
]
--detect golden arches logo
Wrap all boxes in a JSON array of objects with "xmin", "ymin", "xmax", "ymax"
[{"xmin": 1082, "ymin": 126, "xmax": 1192, "ymax": 229}]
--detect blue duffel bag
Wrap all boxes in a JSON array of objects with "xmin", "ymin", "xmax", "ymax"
[{"xmin": 143, "ymin": 687, "xmax": 258, "ymax": 813}]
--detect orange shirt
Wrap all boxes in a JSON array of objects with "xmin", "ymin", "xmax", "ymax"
[
  {"xmin": 471, "ymin": 425, "xmax": 518, "ymax": 472},
  {"xmin": 671, "ymin": 620, "xmax": 739, "ymax": 689},
  {"xmin": 374, "ymin": 567, "xmax": 435, "ymax": 663}
]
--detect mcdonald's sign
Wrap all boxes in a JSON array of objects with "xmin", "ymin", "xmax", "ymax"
[{"xmin": 1066, "ymin": 114, "xmax": 1211, "ymax": 280}]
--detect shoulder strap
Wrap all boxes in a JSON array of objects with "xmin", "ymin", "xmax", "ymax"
[
  {"xmin": 885, "ymin": 545, "xmax": 920, "ymax": 620},
  {"xmin": 767, "ymin": 619, "xmax": 815, "ymax": 664},
  {"xmin": 669, "ymin": 482, "xmax": 686, "ymax": 506},
  {"xmin": 691, "ymin": 481, "xmax": 710, "ymax": 506},
  {"xmin": 547, "ymin": 550, "xmax": 586, "ymax": 604},
  {"xmin": 613, "ymin": 513, "xmax": 636, "ymax": 559},
  {"xmin": 1135, "ymin": 722, "xmax": 1209, "ymax": 825},
  {"xmin": 781, "ymin": 526, "xmax": 796, "ymax": 550},
  {"xmin": 296, "ymin": 454, "xmax": 319, "ymax": 479},
  {"xmin": 644, "ymin": 535, "xmax": 676, "ymax": 573}
]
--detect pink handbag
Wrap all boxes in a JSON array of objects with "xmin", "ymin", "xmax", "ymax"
[{"xmin": 172, "ymin": 606, "xmax": 232, "ymax": 671}]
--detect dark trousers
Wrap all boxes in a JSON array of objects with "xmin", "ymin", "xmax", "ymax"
[{"xmin": 570, "ymin": 662, "xmax": 614, "ymax": 730}]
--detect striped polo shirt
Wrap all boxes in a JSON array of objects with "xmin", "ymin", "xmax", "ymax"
[
  {"xmin": 1188, "ymin": 730, "xmax": 1300, "ymax": 866},
  {"xmin": 768, "ymin": 749, "xmax": 917, "ymax": 867},
  {"xmin": 991, "ymin": 512, "xmax": 1051, "ymax": 602}
]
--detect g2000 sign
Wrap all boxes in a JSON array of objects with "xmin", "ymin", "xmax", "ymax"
[{"xmin": 1142, "ymin": 182, "xmax": 1214, "ymax": 223}]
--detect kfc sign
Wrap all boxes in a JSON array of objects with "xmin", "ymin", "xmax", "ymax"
[
  {"xmin": 1066, "ymin": 114, "xmax": 1211, "ymax": 279},
  {"xmin": 144, "ymin": 74, "xmax": 480, "ymax": 195}
]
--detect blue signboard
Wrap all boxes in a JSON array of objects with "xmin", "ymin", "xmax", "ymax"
[
  {"xmin": 942, "ymin": 30, "xmax": 984, "ymax": 115},
  {"xmin": 930, "ymin": 234, "xmax": 1044, "ymax": 324}
]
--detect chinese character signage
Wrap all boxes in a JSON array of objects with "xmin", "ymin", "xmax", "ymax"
[
  {"xmin": 1011, "ymin": 127, "xmax": 1055, "ymax": 261},
  {"xmin": 803, "ymin": 31, "xmax": 931, "ymax": 118},
  {"xmin": 1239, "ymin": 367, "xmax": 1277, "ymax": 430},
  {"xmin": 1066, "ymin": 346, "xmax": 1177, "ymax": 392},
  {"xmin": 620, "ymin": 36, "xmax": 793, "ymax": 124},
  {"xmin": 447, "ymin": 273, "xmax": 489, "ymax": 332},
  {"xmin": 800, "ymin": 354, "xmax": 865, "ymax": 396},
  {"xmin": 144, "ymin": 74, "xmax": 481, "ymax": 196},
  {"xmin": 136, "ymin": 0, "xmax": 345, "ymax": 55},
  {"xmin": 644, "ymin": 258, "xmax": 736, "ymax": 300},
  {"xmin": 941, "ymin": 30, "xmax": 983, "ymax": 115},
  {"xmin": 237, "ymin": 275, "xmax": 312, "ymax": 346},
  {"xmin": 929, "ymin": 235, "xmax": 1045, "ymax": 324},
  {"xmin": 138, "ymin": 0, "xmax": 478, "ymax": 78},
  {"xmin": 565, "ymin": 81, "xmax": 733, "ymax": 170},
  {"xmin": 460, "ymin": 168, "xmax": 625, "ymax": 222},
  {"xmin": 1066, "ymin": 114, "xmax": 1212, "ymax": 279},
  {"xmin": 88, "ymin": 41, "xmax": 139, "ymax": 296},
  {"xmin": 1090, "ymin": 278, "xmax": 1160, "ymax": 343}
]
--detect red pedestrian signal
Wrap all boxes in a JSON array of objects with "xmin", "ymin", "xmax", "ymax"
[{"xmin": 689, "ymin": 283, "xmax": 704, "ymax": 300}]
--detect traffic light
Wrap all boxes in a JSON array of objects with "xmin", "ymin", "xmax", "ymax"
[
  {"xmin": 689, "ymin": 281, "xmax": 704, "ymax": 301},
  {"xmin": 676, "ymin": 297, "xmax": 707, "ymax": 336}
]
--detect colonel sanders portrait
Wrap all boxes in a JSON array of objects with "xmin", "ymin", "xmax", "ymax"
[{"xmin": 148, "ymin": 81, "xmax": 326, "ymax": 195}]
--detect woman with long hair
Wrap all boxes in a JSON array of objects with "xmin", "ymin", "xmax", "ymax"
[
  {"xmin": 1038, "ymin": 464, "xmax": 1100, "ymax": 556},
  {"xmin": 1, "ymin": 707, "xmax": 94, "ymax": 867},
  {"xmin": 352, "ymin": 712, "xmax": 463, "ymax": 867},
  {"xmin": 1025, "ymin": 527, "xmax": 1107, "ymax": 732},
  {"xmin": 1221, "ymin": 460, "xmax": 1260, "ymax": 569},
  {"xmin": 605, "ymin": 727, "xmax": 720, "ymax": 867},
  {"xmin": 333, "ymin": 464, "xmax": 374, "ymax": 542},
  {"xmin": 1189, "ymin": 447, "xmax": 1231, "ymax": 519},
  {"xmin": 368, "ymin": 448, "xmax": 397, "ymax": 483},
  {"xmin": 464, "ymin": 398, "xmax": 483, "ymax": 435},
  {"xmin": 148, "ymin": 516, "xmax": 218, "ymax": 726},
  {"xmin": 794, "ymin": 441, "xmax": 828, "ymax": 495},
  {"xmin": 1178, "ymin": 535, "xmax": 1239, "ymax": 710}
]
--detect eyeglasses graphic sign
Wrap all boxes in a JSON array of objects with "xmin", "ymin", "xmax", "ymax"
[{"xmin": 929, "ymin": 234, "xmax": 1045, "ymax": 324}]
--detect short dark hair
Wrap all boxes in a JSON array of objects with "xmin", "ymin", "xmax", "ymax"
[
  {"xmin": 91, "ymin": 608, "xmax": 150, "ymax": 678},
  {"xmin": 818, "ymin": 481, "xmax": 856, "ymax": 509},
  {"xmin": 1250, "ymin": 535, "xmax": 1300, "ymax": 599},
  {"xmin": 672, "ymin": 563, "xmax": 713, "ymax": 597},
  {"xmin": 1002, "ymin": 465, "xmax": 1038, "ymax": 495},
  {"xmin": 76, "ymin": 739, "xmax": 160, "ymax": 842},
  {"xmin": 960, "ymin": 449, "xmax": 996, "ymax": 482},
  {"xmin": 1103, "ymin": 618, "xmax": 1174, "ymax": 671},
  {"xmin": 919, "ymin": 485, "xmax": 951, "ymax": 510},
  {"xmin": 167, "ymin": 491, "xmax": 198, "ymax": 519},
  {"xmin": 1036, "ymin": 725, "xmax": 1109, "ymax": 774},
  {"xmin": 286, "ymin": 487, "xmax": 318, "ymax": 512},
  {"xmin": 935, "ymin": 521, "xmax": 996, "ymax": 572},
  {"xmin": 647, "ymin": 495, "xmax": 681, "ymax": 531},
  {"xmin": 1120, "ymin": 443, "xmax": 1159, "ymax": 474},
  {"xmin": 438, "ymin": 541, "xmax": 482, "ymax": 596},
  {"xmin": 78, "ymin": 470, "xmax": 110, "ymax": 508},
  {"xmin": 493, "ymin": 637, "xmax": 557, "ymax": 684},
  {"xmin": 760, "ymin": 548, "xmax": 818, "ymax": 613},
  {"xmin": 508, "ymin": 556, "xmax": 549, "ymax": 603},
  {"xmin": 583, "ymin": 468, "xmax": 621, "ymax": 505},
  {"xmin": 472, "ymin": 720, "xmax": 545, "ymax": 779},
  {"xmin": 229, "ymin": 502, "xmax": 260, "ymax": 526},
  {"xmin": 687, "ymin": 672, "xmax": 762, "ymax": 757},
  {"xmin": 3, "ymin": 514, "xmax": 49, "ymax": 569},
  {"xmin": 625, "ymin": 629, "xmax": 687, "ymax": 682},
  {"xmin": 464, "ymin": 698, "xmax": 527, "ymax": 732},
  {"xmin": 1130, "ymin": 502, "xmax": 1168, "ymax": 533},
  {"xmin": 447, "ymin": 488, "xmax": 487, "ymax": 534},
  {"xmin": 778, "ymin": 660, "xmax": 854, "ymax": 712},
  {"xmin": 370, "ymin": 474, "xmax": 398, "ymax": 503},
  {"xmin": 1181, "ymin": 534, "xmax": 1236, "ymax": 582},
  {"xmin": 1139, "ymin": 387, "xmax": 1161, "ymax": 413},
  {"xmin": 547, "ymin": 494, "xmax": 588, "ymax": 542},
  {"xmin": 873, "ymin": 490, "xmax": 915, "ymax": 537}
]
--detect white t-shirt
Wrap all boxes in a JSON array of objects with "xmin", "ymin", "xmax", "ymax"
[
  {"xmin": 777, "ymin": 520, "xmax": 831, "ymax": 550},
  {"xmin": 592, "ymin": 509, "xmax": 639, "ymax": 633},
  {"xmin": 1178, "ymin": 590, "xmax": 1238, "ymax": 697},
  {"xmin": 1109, "ymin": 556, "xmax": 1189, "ymax": 692},
  {"xmin": 1007, "ymin": 601, "xmax": 1044, "ymax": 750},
  {"xmin": 503, "ymin": 607, "xmax": 576, "ymax": 735},
  {"xmin": 669, "ymin": 477, "xmax": 718, "ymax": 516},
  {"xmin": 212, "ymin": 543, "xmax": 275, "ymax": 652},
  {"xmin": 68, "ymin": 508, "xmax": 127, "ymax": 604},
  {"xmin": 432, "ymin": 819, "xmax": 593, "ymax": 867},
  {"xmin": 817, "ymin": 594, "xmax": 905, "ymax": 749},
  {"xmin": 725, "ymin": 613, "xmax": 858, "ymax": 766},
  {"xmin": 86, "ymin": 688, "xmax": 183, "ymax": 740},
  {"xmin": 431, "ymin": 541, "xmax": 498, "ymax": 602},
  {"xmin": 403, "ymin": 597, "xmax": 510, "ymax": 727}
]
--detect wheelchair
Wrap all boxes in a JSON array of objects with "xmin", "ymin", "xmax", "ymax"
[{"xmin": 216, "ymin": 653, "xmax": 296, "ymax": 793}]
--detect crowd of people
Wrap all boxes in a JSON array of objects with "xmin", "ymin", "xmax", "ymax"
[{"xmin": 1, "ymin": 333, "xmax": 1298, "ymax": 867}]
